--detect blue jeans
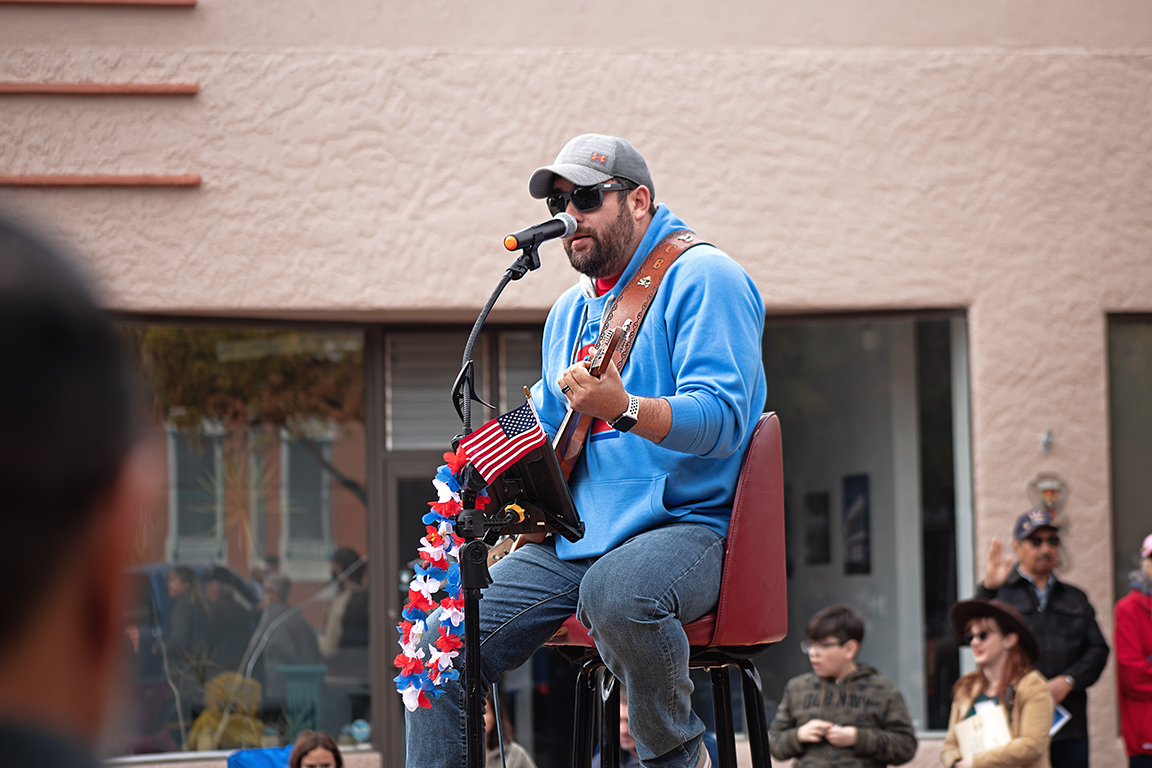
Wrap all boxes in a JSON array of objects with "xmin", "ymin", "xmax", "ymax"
[{"xmin": 405, "ymin": 524, "xmax": 725, "ymax": 768}]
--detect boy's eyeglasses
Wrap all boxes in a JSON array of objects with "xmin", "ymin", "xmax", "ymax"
[
  {"xmin": 800, "ymin": 639, "xmax": 844, "ymax": 655},
  {"xmin": 546, "ymin": 183, "xmax": 633, "ymax": 217},
  {"xmin": 963, "ymin": 630, "xmax": 998, "ymax": 644}
]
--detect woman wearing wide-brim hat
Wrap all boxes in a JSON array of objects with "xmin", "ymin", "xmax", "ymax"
[{"xmin": 941, "ymin": 599, "xmax": 1053, "ymax": 768}]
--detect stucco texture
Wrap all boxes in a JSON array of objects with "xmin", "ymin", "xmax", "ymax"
[{"xmin": 3, "ymin": 26, "xmax": 1151, "ymax": 767}]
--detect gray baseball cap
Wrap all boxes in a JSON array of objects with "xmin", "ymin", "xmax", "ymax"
[{"xmin": 529, "ymin": 134, "xmax": 654, "ymax": 200}]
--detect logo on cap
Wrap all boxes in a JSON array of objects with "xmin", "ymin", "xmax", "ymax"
[{"xmin": 591, "ymin": 152, "xmax": 607, "ymax": 165}]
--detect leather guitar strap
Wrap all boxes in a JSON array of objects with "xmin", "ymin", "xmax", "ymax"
[{"xmin": 600, "ymin": 229, "xmax": 707, "ymax": 371}]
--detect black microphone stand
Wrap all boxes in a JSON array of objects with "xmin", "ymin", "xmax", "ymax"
[{"xmin": 449, "ymin": 239, "xmax": 545, "ymax": 768}]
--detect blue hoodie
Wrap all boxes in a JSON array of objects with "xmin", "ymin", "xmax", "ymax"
[{"xmin": 529, "ymin": 205, "xmax": 767, "ymax": 560}]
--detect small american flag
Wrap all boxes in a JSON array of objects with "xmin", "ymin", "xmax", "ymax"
[{"xmin": 460, "ymin": 399, "xmax": 547, "ymax": 484}]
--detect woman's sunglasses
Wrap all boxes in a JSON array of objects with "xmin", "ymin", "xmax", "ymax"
[
  {"xmin": 547, "ymin": 182, "xmax": 633, "ymax": 217},
  {"xmin": 963, "ymin": 630, "xmax": 998, "ymax": 644}
]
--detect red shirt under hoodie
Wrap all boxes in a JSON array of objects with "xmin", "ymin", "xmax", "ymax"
[{"xmin": 1116, "ymin": 575, "xmax": 1152, "ymax": 757}]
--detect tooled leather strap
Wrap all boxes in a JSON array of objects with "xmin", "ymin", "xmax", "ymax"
[{"xmin": 601, "ymin": 229, "xmax": 707, "ymax": 371}]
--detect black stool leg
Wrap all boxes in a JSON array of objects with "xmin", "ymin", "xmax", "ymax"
[
  {"xmin": 710, "ymin": 665, "xmax": 738, "ymax": 768},
  {"xmin": 572, "ymin": 656, "xmax": 601, "ymax": 768},
  {"xmin": 599, "ymin": 668, "xmax": 620, "ymax": 768},
  {"xmin": 738, "ymin": 660, "xmax": 771, "ymax": 768}
]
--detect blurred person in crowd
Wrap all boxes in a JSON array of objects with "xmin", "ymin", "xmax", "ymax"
[
  {"xmin": 1116, "ymin": 533, "xmax": 1152, "ymax": 767},
  {"xmin": 485, "ymin": 691, "xmax": 536, "ymax": 768},
  {"xmin": 319, "ymin": 547, "xmax": 368, "ymax": 659},
  {"xmin": 250, "ymin": 554, "xmax": 281, "ymax": 603},
  {"xmin": 941, "ymin": 599, "xmax": 1052, "ymax": 768},
  {"xmin": 289, "ymin": 729, "xmax": 343, "ymax": 768},
  {"xmin": 319, "ymin": 548, "xmax": 368, "ymax": 733},
  {"xmin": 241, "ymin": 573, "xmax": 321, "ymax": 707},
  {"xmin": 978, "ymin": 509, "xmax": 1109, "ymax": 768},
  {"xmin": 167, "ymin": 565, "xmax": 209, "ymax": 664},
  {"xmin": 205, "ymin": 573, "xmax": 253, "ymax": 671},
  {"xmin": 592, "ymin": 687, "xmax": 716, "ymax": 768},
  {"xmin": 769, "ymin": 605, "xmax": 917, "ymax": 768},
  {"xmin": 0, "ymin": 216, "xmax": 154, "ymax": 765},
  {"xmin": 592, "ymin": 694, "xmax": 641, "ymax": 768}
]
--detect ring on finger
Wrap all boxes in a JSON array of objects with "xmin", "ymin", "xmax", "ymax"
[{"xmin": 560, "ymin": 384, "xmax": 571, "ymax": 394}]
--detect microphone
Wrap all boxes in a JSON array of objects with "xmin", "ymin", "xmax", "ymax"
[{"xmin": 504, "ymin": 212, "xmax": 577, "ymax": 251}]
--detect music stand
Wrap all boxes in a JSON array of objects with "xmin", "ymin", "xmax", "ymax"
[{"xmin": 482, "ymin": 440, "xmax": 584, "ymax": 544}]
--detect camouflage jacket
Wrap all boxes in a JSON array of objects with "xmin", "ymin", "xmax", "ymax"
[{"xmin": 768, "ymin": 665, "xmax": 917, "ymax": 768}]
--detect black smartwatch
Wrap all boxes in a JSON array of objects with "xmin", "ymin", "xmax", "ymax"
[{"xmin": 610, "ymin": 394, "xmax": 640, "ymax": 433}]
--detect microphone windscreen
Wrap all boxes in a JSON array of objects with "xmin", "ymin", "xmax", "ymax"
[{"xmin": 555, "ymin": 212, "xmax": 577, "ymax": 238}]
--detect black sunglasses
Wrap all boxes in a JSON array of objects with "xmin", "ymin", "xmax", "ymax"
[
  {"xmin": 546, "ymin": 182, "xmax": 633, "ymax": 217},
  {"xmin": 963, "ymin": 630, "xmax": 997, "ymax": 644},
  {"xmin": 1026, "ymin": 535, "xmax": 1060, "ymax": 548}
]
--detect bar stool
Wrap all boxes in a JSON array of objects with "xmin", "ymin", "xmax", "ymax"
[{"xmin": 546, "ymin": 412, "xmax": 787, "ymax": 768}]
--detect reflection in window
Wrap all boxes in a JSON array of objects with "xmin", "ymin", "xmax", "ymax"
[
  {"xmin": 281, "ymin": 432, "xmax": 334, "ymax": 573},
  {"xmin": 116, "ymin": 325, "xmax": 368, "ymax": 757},
  {"xmin": 169, "ymin": 430, "xmax": 224, "ymax": 561}
]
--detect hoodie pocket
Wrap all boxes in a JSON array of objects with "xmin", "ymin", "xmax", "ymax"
[{"xmin": 573, "ymin": 473, "xmax": 670, "ymax": 548}]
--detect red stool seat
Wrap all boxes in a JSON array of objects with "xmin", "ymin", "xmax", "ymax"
[{"xmin": 548, "ymin": 613, "xmax": 718, "ymax": 649}]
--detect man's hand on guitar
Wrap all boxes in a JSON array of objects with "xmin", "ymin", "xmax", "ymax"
[
  {"xmin": 558, "ymin": 358, "xmax": 629, "ymax": 423},
  {"xmin": 557, "ymin": 360, "xmax": 672, "ymax": 443}
]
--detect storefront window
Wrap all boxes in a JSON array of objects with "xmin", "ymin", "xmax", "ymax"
[
  {"xmin": 1108, "ymin": 315, "xmax": 1152, "ymax": 603},
  {"xmin": 754, "ymin": 316, "xmax": 968, "ymax": 732},
  {"xmin": 113, "ymin": 324, "xmax": 369, "ymax": 757}
]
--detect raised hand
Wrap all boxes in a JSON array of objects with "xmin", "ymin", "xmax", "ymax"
[{"xmin": 984, "ymin": 537, "xmax": 1013, "ymax": 590}]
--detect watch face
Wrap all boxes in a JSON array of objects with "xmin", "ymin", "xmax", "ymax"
[{"xmin": 612, "ymin": 414, "xmax": 637, "ymax": 433}]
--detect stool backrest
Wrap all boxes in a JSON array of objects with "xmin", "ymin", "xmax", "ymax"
[{"xmin": 709, "ymin": 411, "xmax": 787, "ymax": 647}]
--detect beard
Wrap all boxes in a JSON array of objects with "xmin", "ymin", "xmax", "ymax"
[{"xmin": 563, "ymin": 202, "xmax": 636, "ymax": 279}]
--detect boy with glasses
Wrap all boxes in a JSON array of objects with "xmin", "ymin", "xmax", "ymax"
[
  {"xmin": 768, "ymin": 606, "xmax": 917, "ymax": 768},
  {"xmin": 978, "ymin": 509, "xmax": 1110, "ymax": 768}
]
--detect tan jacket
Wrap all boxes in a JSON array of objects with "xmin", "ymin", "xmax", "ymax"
[{"xmin": 940, "ymin": 669, "xmax": 1052, "ymax": 768}]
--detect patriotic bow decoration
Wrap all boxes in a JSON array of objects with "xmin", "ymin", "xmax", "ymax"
[
  {"xmin": 395, "ymin": 400, "xmax": 544, "ymax": 711},
  {"xmin": 394, "ymin": 445, "xmax": 488, "ymax": 711}
]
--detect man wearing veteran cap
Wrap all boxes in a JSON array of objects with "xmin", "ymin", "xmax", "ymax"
[
  {"xmin": 1115, "ymin": 533, "xmax": 1152, "ymax": 767},
  {"xmin": 405, "ymin": 134, "xmax": 766, "ymax": 768},
  {"xmin": 977, "ymin": 510, "xmax": 1109, "ymax": 768}
]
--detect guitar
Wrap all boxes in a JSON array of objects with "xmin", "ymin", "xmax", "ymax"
[{"xmin": 487, "ymin": 323, "xmax": 625, "ymax": 567}]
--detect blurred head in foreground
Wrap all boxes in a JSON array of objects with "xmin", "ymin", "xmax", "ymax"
[{"xmin": 0, "ymin": 215, "xmax": 153, "ymax": 754}]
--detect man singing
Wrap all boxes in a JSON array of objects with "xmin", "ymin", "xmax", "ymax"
[{"xmin": 405, "ymin": 134, "xmax": 767, "ymax": 768}]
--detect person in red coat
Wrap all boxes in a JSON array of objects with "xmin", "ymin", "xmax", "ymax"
[{"xmin": 1116, "ymin": 533, "xmax": 1152, "ymax": 768}]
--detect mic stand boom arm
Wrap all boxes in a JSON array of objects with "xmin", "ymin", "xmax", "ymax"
[{"xmin": 448, "ymin": 241, "xmax": 542, "ymax": 768}]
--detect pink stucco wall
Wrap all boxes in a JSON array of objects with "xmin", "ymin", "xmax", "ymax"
[{"xmin": 3, "ymin": 3, "xmax": 1151, "ymax": 765}]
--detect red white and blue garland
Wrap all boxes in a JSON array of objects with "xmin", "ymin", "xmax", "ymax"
[{"xmin": 394, "ymin": 446, "xmax": 489, "ymax": 712}]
